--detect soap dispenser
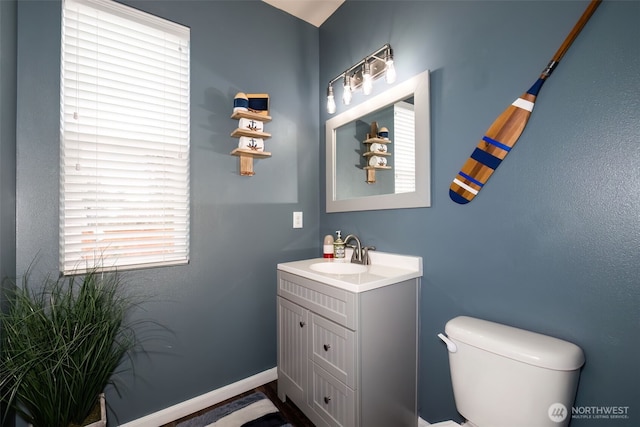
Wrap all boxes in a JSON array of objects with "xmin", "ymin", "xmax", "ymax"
[{"xmin": 333, "ymin": 230, "xmax": 346, "ymax": 260}]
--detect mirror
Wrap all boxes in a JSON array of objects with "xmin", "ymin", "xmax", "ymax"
[{"xmin": 325, "ymin": 70, "xmax": 431, "ymax": 212}]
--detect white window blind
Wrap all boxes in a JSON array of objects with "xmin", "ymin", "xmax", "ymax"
[
  {"xmin": 394, "ymin": 101, "xmax": 416, "ymax": 194},
  {"xmin": 60, "ymin": 0, "xmax": 190, "ymax": 274}
]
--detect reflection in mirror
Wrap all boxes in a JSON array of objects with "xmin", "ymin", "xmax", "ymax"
[
  {"xmin": 334, "ymin": 98, "xmax": 415, "ymax": 200},
  {"xmin": 326, "ymin": 71, "xmax": 430, "ymax": 212}
]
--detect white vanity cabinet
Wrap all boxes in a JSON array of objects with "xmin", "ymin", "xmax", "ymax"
[{"xmin": 277, "ymin": 264, "xmax": 420, "ymax": 427}]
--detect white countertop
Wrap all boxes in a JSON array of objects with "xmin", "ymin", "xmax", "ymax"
[{"xmin": 277, "ymin": 250, "xmax": 423, "ymax": 293}]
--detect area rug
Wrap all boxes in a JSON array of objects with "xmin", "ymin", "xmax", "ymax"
[{"xmin": 176, "ymin": 391, "xmax": 292, "ymax": 427}]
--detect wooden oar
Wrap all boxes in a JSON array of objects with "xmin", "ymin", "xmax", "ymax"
[{"xmin": 449, "ymin": 0, "xmax": 602, "ymax": 204}]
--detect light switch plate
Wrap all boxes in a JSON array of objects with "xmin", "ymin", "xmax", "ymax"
[{"xmin": 293, "ymin": 211, "xmax": 303, "ymax": 228}]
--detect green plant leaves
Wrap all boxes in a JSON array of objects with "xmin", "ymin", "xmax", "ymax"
[{"xmin": 1, "ymin": 268, "xmax": 139, "ymax": 427}]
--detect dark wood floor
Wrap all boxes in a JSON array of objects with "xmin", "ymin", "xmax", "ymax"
[{"xmin": 160, "ymin": 380, "xmax": 315, "ymax": 427}]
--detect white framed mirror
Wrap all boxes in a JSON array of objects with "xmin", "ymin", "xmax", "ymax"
[{"xmin": 325, "ymin": 70, "xmax": 431, "ymax": 212}]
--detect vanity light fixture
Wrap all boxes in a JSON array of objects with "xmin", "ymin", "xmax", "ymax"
[{"xmin": 326, "ymin": 43, "xmax": 396, "ymax": 114}]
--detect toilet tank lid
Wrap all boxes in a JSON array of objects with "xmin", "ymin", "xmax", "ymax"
[{"xmin": 445, "ymin": 316, "xmax": 585, "ymax": 371}]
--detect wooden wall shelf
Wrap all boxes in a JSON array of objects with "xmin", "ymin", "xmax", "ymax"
[
  {"xmin": 364, "ymin": 165, "xmax": 391, "ymax": 183},
  {"xmin": 231, "ymin": 148, "xmax": 272, "ymax": 158},
  {"xmin": 363, "ymin": 122, "xmax": 392, "ymax": 183},
  {"xmin": 230, "ymin": 128, "xmax": 271, "ymax": 139},
  {"xmin": 230, "ymin": 148, "xmax": 272, "ymax": 176},
  {"xmin": 231, "ymin": 110, "xmax": 272, "ymax": 122},
  {"xmin": 364, "ymin": 137, "xmax": 392, "ymax": 144},
  {"xmin": 230, "ymin": 97, "xmax": 272, "ymax": 176}
]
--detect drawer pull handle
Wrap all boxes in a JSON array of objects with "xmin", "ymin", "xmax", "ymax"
[
  {"xmin": 324, "ymin": 396, "xmax": 331, "ymax": 404},
  {"xmin": 299, "ymin": 321, "xmax": 305, "ymax": 327},
  {"xmin": 323, "ymin": 344, "xmax": 331, "ymax": 351}
]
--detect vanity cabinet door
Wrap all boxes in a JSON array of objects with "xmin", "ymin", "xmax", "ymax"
[{"xmin": 277, "ymin": 296, "xmax": 308, "ymax": 403}]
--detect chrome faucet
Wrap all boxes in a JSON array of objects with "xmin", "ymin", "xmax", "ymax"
[
  {"xmin": 361, "ymin": 245, "xmax": 376, "ymax": 265},
  {"xmin": 344, "ymin": 234, "xmax": 376, "ymax": 265},
  {"xmin": 344, "ymin": 234, "xmax": 362, "ymax": 263}
]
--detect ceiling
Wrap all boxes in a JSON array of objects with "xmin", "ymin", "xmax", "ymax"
[{"xmin": 261, "ymin": 0, "xmax": 344, "ymax": 27}]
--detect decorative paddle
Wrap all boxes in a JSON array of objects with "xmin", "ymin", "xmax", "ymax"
[{"xmin": 449, "ymin": 0, "xmax": 602, "ymax": 204}]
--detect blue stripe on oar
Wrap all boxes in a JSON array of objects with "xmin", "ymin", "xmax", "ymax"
[
  {"xmin": 482, "ymin": 136, "xmax": 511, "ymax": 152},
  {"xmin": 450, "ymin": 189, "xmax": 471, "ymax": 204},
  {"xmin": 458, "ymin": 171, "xmax": 484, "ymax": 188},
  {"xmin": 527, "ymin": 78, "xmax": 545, "ymax": 97},
  {"xmin": 470, "ymin": 147, "xmax": 502, "ymax": 170}
]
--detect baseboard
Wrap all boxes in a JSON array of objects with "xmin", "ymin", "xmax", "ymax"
[
  {"xmin": 119, "ymin": 367, "xmax": 278, "ymax": 427},
  {"xmin": 418, "ymin": 417, "xmax": 431, "ymax": 426}
]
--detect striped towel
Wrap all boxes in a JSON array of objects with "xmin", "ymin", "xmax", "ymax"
[{"xmin": 177, "ymin": 392, "xmax": 291, "ymax": 427}]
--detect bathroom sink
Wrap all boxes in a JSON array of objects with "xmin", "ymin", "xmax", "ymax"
[
  {"xmin": 278, "ymin": 251, "xmax": 423, "ymax": 293},
  {"xmin": 309, "ymin": 262, "xmax": 367, "ymax": 275}
]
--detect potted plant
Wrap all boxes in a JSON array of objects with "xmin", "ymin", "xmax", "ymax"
[{"xmin": 0, "ymin": 266, "xmax": 140, "ymax": 427}]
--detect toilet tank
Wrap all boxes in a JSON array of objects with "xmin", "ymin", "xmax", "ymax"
[{"xmin": 444, "ymin": 316, "xmax": 584, "ymax": 427}]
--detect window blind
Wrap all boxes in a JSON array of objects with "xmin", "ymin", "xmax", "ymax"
[
  {"xmin": 60, "ymin": 0, "xmax": 190, "ymax": 274},
  {"xmin": 394, "ymin": 101, "xmax": 416, "ymax": 194}
]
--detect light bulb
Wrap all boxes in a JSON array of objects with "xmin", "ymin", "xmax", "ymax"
[
  {"xmin": 384, "ymin": 48, "xmax": 396, "ymax": 84},
  {"xmin": 342, "ymin": 75, "xmax": 352, "ymax": 105},
  {"xmin": 362, "ymin": 74, "xmax": 373, "ymax": 95},
  {"xmin": 385, "ymin": 60, "xmax": 396, "ymax": 84},
  {"xmin": 327, "ymin": 85, "xmax": 336, "ymax": 114},
  {"xmin": 362, "ymin": 62, "xmax": 373, "ymax": 95}
]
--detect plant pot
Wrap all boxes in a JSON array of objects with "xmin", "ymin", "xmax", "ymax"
[
  {"xmin": 27, "ymin": 394, "xmax": 106, "ymax": 427},
  {"xmin": 82, "ymin": 393, "xmax": 107, "ymax": 427}
]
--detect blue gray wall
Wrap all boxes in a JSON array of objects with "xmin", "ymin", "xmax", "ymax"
[
  {"xmin": 13, "ymin": 0, "xmax": 319, "ymax": 424},
  {"xmin": 0, "ymin": 0, "xmax": 17, "ymax": 425},
  {"xmin": 0, "ymin": 0, "xmax": 16, "ymax": 278},
  {"xmin": 320, "ymin": 1, "xmax": 639, "ymax": 425}
]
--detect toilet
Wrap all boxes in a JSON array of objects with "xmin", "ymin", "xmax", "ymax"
[{"xmin": 434, "ymin": 316, "xmax": 585, "ymax": 427}]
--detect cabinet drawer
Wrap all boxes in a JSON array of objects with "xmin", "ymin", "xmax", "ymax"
[
  {"xmin": 308, "ymin": 362, "xmax": 356, "ymax": 427},
  {"xmin": 310, "ymin": 313, "xmax": 356, "ymax": 389},
  {"xmin": 278, "ymin": 271, "xmax": 356, "ymax": 329}
]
